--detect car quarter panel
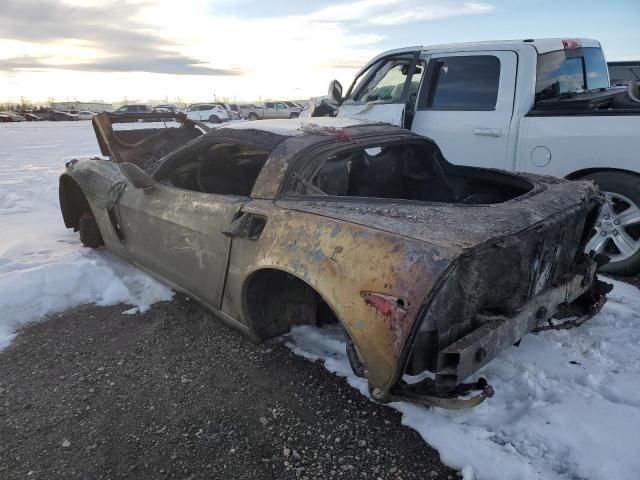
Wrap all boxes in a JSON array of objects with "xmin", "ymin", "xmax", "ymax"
[{"xmin": 221, "ymin": 199, "xmax": 454, "ymax": 390}]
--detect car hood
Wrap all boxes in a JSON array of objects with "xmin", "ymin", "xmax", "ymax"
[{"xmin": 276, "ymin": 176, "xmax": 600, "ymax": 256}]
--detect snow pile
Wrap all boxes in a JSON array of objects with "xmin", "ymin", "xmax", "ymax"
[
  {"xmin": 285, "ymin": 278, "xmax": 640, "ymax": 480},
  {"xmin": 0, "ymin": 122, "xmax": 173, "ymax": 349}
]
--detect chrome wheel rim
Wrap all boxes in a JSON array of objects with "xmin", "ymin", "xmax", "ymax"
[{"xmin": 585, "ymin": 191, "xmax": 640, "ymax": 263}]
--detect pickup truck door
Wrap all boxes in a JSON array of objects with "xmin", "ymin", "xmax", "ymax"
[
  {"xmin": 263, "ymin": 102, "xmax": 277, "ymax": 119},
  {"xmin": 275, "ymin": 102, "xmax": 290, "ymax": 118},
  {"xmin": 337, "ymin": 52, "xmax": 423, "ymax": 126},
  {"xmin": 411, "ymin": 51, "xmax": 517, "ymax": 169}
]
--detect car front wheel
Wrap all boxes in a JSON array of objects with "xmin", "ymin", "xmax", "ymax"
[
  {"xmin": 583, "ymin": 171, "xmax": 640, "ymax": 275},
  {"xmin": 248, "ymin": 113, "xmax": 258, "ymax": 121},
  {"xmin": 79, "ymin": 212, "xmax": 103, "ymax": 248}
]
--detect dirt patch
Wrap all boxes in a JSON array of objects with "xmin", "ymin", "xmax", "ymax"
[{"xmin": 0, "ymin": 297, "xmax": 456, "ymax": 480}]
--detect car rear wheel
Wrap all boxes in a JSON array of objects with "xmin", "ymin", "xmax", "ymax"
[
  {"xmin": 583, "ymin": 172, "xmax": 640, "ymax": 275},
  {"xmin": 208, "ymin": 115, "xmax": 221, "ymax": 124},
  {"xmin": 79, "ymin": 212, "xmax": 104, "ymax": 248},
  {"xmin": 345, "ymin": 335, "xmax": 366, "ymax": 378},
  {"xmin": 248, "ymin": 113, "xmax": 258, "ymax": 121}
]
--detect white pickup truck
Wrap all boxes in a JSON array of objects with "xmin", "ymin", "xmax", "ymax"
[
  {"xmin": 241, "ymin": 101, "xmax": 301, "ymax": 120},
  {"xmin": 327, "ymin": 38, "xmax": 640, "ymax": 274}
]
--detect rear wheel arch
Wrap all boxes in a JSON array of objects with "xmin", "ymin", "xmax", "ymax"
[
  {"xmin": 565, "ymin": 167, "xmax": 640, "ymax": 182},
  {"xmin": 567, "ymin": 168, "xmax": 640, "ymax": 275},
  {"xmin": 241, "ymin": 267, "xmax": 345, "ymax": 341}
]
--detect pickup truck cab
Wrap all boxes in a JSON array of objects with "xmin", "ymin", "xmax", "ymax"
[
  {"xmin": 241, "ymin": 101, "xmax": 301, "ymax": 120},
  {"xmin": 329, "ymin": 38, "xmax": 640, "ymax": 274}
]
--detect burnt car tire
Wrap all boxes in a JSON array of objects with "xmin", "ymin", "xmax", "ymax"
[
  {"xmin": 583, "ymin": 171, "xmax": 640, "ymax": 275},
  {"xmin": 79, "ymin": 212, "xmax": 104, "ymax": 248},
  {"xmin": 346, "ymin": 336, "xmax": 366, "ymax": 378}
]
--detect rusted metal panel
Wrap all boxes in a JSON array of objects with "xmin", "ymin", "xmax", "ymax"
[{"xmin": 223, "ymin": 199, "xmax": 452, "ymax": 389}]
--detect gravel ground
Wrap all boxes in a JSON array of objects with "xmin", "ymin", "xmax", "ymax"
[{"xmin": 0, "ymin": 296, "xmax": 457, "ymax": 480}]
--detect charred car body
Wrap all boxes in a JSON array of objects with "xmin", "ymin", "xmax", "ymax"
[{"xmin": 59, "ymin": 112, "xmax": 610, "ymax": 408}]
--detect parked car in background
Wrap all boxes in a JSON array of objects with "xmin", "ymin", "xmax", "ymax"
[
  {"xmin": 608, "ymin": 61, "xmax": 640, "ymax": 86},
  {"xmin": 46, "ymin": 110, "xmax": 79, "ymax": 121},
  {"xmin": 186, "ymin": 103, "xmax": 229, "ymax": 123},
  {"xmin": 283, "ymin": 101, "xmax": 303, "ymax": 109},
  {"xmin": 329, "ymin": 38, "xmax": 640, "ymax": 274},
  {"xmin": 0, "ymin": 112, "xmax": 12, "ymax": 122},
  {"xmin": 75, "ymin": 111, "xmax": 96, "ymax": 120},
  {"xmin": 211, "ymin": 103, "xmax": 241, "ymax": 120},
  {"xmin": 240, "ymin": 101, "xmax": 301, "ymax": 120},
  {"xmin": 59, "ymin": 114, "xmax": 610, "ymax": 409},
  {"xmin": 155, "ymin": 104, "xmax": 184, "ymax": 114},
  {"xmin": 22, "ymin": 112, "xmax": 46, "ymax": 121},
  {"xmin": 113, "ymin": 105, "xmax": 154, "ymax": 114},
  {"xmin": 0, "ymin": 111, "xmax": 26, "ymax": 122}
]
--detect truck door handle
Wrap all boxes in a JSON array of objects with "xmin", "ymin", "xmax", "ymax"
[{"xmin": 473, "ymin": 128, "xmax": 503, "ymax": 137}]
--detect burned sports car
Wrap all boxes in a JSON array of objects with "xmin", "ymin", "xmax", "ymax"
[{"xmin": 59, "ymin": 112, "xmax": 610, "ymax": 408}]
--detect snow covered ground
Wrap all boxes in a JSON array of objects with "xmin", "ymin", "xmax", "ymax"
[
  {"xmin": 2, "ymin": 121, "xmax": 640, "ymax": 479},
  {"xmin": 0, "ymin": 121, "xmax": 173, "ymax": 349},
  {"xmin": 285, "ymin": 278, "xmax": 640, "ymax": 480}
]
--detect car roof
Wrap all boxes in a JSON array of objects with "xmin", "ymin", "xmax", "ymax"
[{"xmin": 360, "ymin": 38, "xmax": 601, "ymax": 71}]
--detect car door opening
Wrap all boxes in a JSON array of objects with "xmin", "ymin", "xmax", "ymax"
[{"xmin": 160, "ymin": 143, "xmax": 270, "ymax": 196}]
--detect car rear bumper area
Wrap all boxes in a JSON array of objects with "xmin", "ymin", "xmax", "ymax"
[
  {"xmin": 433, "ymin": 260, "xmax": 608, "ymax": 390},
  {"xmin": 385, "ymin": 260, "xmax": 610, "ymax": 409},
  {"xmin": 391, "ymin": 192, "xmax": 611, "ymax": 409}
]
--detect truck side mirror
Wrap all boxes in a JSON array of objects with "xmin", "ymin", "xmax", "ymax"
[
  {"xmin": 119, "ymin": 162, "xmax": 155, "ymax": 192},
  {"xmin": 328, "ymin": 79, "xmax": 343, "ymax": 104}
]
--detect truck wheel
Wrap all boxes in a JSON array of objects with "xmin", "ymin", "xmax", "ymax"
[
  {"xmin": 208, "ymin": 115, "xmax": 221, "ymax": 124},
  {"xmin": 583, "ymin": 171, "xmax": 640, "ymax": 275},
  {"xmin": 79, "ymin": 212, "xmax": 104, "ymax": 248},
  {"xmin": 248, "ymin": 113, "xmax": 258, "ymax": 121},
  {"xmin": 289, "ymin": 112, "xmax": 299, "ymax": 119}
]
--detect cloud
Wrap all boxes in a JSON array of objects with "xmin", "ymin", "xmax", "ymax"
[
  {"xmin": 365, "ymin": 2, "xmax": 495, "ymax": 25},
  {"xmin": 0, "ymin": 0, "xmax": 241, "ymax": 75},
  {"xmin": 225, "ymin": 0, "xmax": 495, "ymax": 26},
  {"xmin": 0, "ymin": 54, "xmax": 244, "ymax": 76}
]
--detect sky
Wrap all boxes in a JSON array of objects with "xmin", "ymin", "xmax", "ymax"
[{"xmin": 0, "ymin": 0, "xmax": 638, "ymax": 105}]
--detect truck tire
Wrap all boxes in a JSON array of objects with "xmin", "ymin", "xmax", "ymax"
[
  {"xmin": 208, "ymin": 115, "xmax": 221, "ymax": 124},
  {"xmin": 79, "ymin": 211, "xmax": 104, "ymax": 248},
  {"xmin": 582, "ymin": 171, "xmax": 640, "ymax": 275},
  {"xmin": 247, "ymin": 112, "xmax": 258, "ymax": 121}
]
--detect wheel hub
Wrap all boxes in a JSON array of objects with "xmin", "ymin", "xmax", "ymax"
[{"xmin": 586, "ymin": 192, "xmax": 640, "ymax": 264}]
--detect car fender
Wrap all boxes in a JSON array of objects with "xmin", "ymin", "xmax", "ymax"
[{"xmin": 223, "ymin": 200, "xmax": 453, "ymax": 391}]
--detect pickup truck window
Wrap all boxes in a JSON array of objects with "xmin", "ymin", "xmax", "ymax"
[
  {"xmin": 355, "ymin": 60, "xmax": 417, "ymax": 103},
  {"xmin": 535, "ymin": 47, "xmax": 609, "ymax": 102},
  {"xmin": 421, "ymin": 56, "xmax": 500, "ymax": 110},
  {"xmin": 265, "ymin": 102, "xmax": 275, "ymax": 108}
]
